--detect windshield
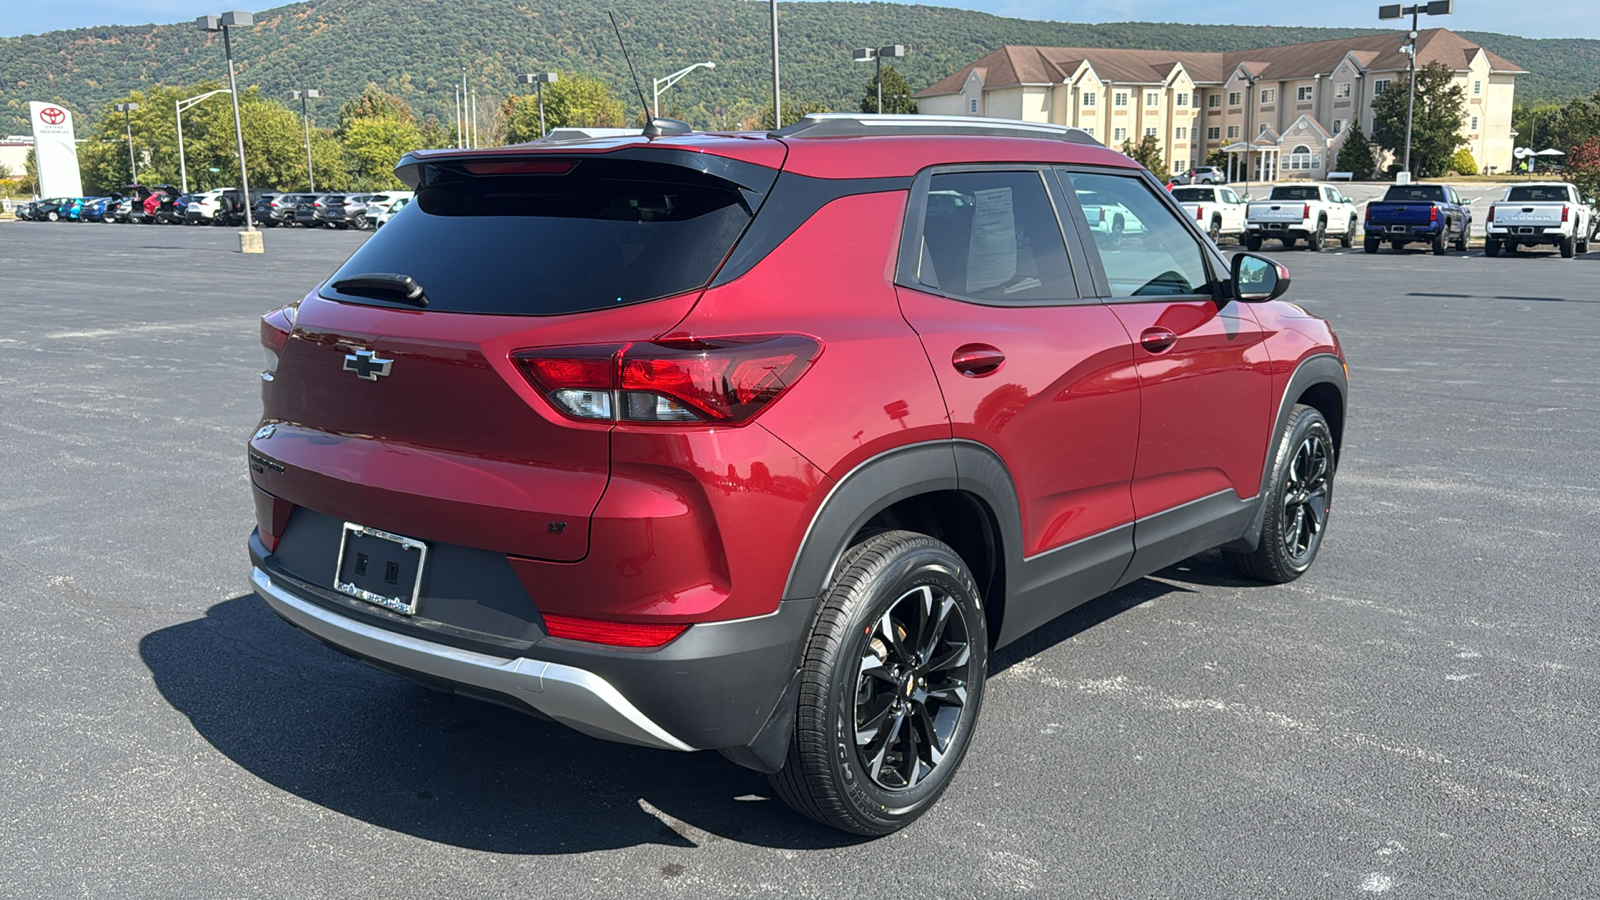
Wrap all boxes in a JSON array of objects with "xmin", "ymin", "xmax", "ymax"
[
  {"xmin": 1268, "ymin": 186, "xmax": 1320, "ymax": 201},
  {"xmin": 322, "ymin": 157, "xmax": 755, "ymax": 316},
  {"xmin": 1170, "ymin": 188, "xmax": 1215, "ymax": 203},
  {"xmin": 1505, "ymin": 186, "xmax": 1570, "ymax": 202}
]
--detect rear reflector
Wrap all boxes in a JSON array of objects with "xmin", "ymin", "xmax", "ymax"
[{"xmin": 543, "ymin": 614, "xmax": 688, "ymax": 647}]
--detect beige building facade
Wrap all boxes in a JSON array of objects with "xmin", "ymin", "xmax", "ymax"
[{"xmin": 916, "ymin": 29, "xmax": 1523, "ymax": 178}]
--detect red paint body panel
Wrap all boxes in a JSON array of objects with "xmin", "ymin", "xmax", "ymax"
[
  {"xmin": 1107, "ymin": 300, "xmax": 1276, "ymax": 515},
  {"xmin": 896, "ymin": 287, "xmax": 1141, "ymax": 555}
]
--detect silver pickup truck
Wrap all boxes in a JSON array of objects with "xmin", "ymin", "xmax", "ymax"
[{"xmin": 1485, "ymin": 182, "xmax": 1593, "ymax": 258}]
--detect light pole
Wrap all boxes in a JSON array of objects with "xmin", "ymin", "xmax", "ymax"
[
  {"xmin": 197, "ymin": 11, "xmax": 260, "ymax": 251},
  {"xmin": 516, "ymin": 73, "xmax": 559, "ymax": 139},
  {"xmin": 113, "ymin": 103, "xmax": 139, "ymax": 184},
  {"xmin": 1379, "ymin": 1, "xmax": 1452, "ymax": 181},
  {"xmin": 176, "ymin": 88, "xmax": 230, "ymax": 193},
  {"xmin": 651, "ymin": 62, "xmax": 714, "ymax": 120},
  {"xmin": 289, "ymin": 89, "xmax": 320, "ymax": 192},
  {"xmin": 852, "ymin": 44, "xmax": 905, "ymax": 114}
]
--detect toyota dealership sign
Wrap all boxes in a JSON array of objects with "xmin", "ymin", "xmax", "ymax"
[{"xmin": 29, "ymin": 100, "xmax": 84, "ymax": 199}]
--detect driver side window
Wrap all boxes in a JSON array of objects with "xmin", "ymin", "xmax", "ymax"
[{"xmin": 1063, "ymin": 170, "xmax": 1213, "ymax": 298}]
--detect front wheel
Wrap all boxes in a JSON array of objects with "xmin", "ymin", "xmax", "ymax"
[
  {"xmin": 1455, "ymin": 223, "xmax": 1469, "ymax": 252},
  {"xmin": 768, "ymin": 530, "xmax": 988, "ymax": 836},
  {"xmin": 46, "ymin": 211, "xmax": 59, "ymax": 222},
  {"xmin": 1224, "ymin": 405, "xmax": 1336, "ymax": 583}
]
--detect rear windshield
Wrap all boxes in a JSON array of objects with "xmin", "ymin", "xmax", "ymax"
[
  {"xmin": 1505, "ymin": 186, "xmax": 1570, "ymax": 202},
  {"xmin": 322, "ymin": 158, "xmax": 753, "ymax": 315},
  {"xmin": 1170, "ymin": 187, "xmax": 1214, "ymax": 202},
  {"xmin": 1383, "ymin": 186, "xmax": 1445, "ymax": 202},
  {"xmin": 1268, "ymin": 186, "xmax": 1319, "ymax": 201}
]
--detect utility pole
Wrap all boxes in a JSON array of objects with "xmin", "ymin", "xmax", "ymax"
[
  {"xmin": 177, "ymin": 89, "xmax": 230, "ymax": 193},
  {"xmin": 114, "ymin": 102, "xmax": 139, "ymax": 184},
  {"xmin": 1379, "ymin": 1, "xmax": 1453, "ymax": 182},
  {"xmin": 289, "ymin": 89, "xmax": 320, "ymax": 192},
  {"xmin": 853, "ymin": 45, "xmax": 906, "ymax": 114},
  {"xmin": 770, "ymin": 0, "xmax": 780, "ymax": 126},
  {"xmin": 651, "ymin": 62, "xmax": 715, "ymax": 120},
  {"xmin": 198, "ymin": 11, "xmax": 260, "ymax": 251},
  {"xmin": 517, "ymin": 73, "xmax": 559, "ymax": 139}
]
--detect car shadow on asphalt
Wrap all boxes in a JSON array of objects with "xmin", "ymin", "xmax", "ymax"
[{"xmin": 139, "ymin": 594, "xmax": 870, "ymax": 854}]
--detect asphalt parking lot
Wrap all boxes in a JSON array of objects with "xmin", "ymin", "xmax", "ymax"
[{"xmin": 2, "ymin": 222, "xmax": 1596, "ymax": 898}]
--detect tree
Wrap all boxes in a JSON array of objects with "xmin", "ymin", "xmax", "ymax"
[
  {"xmin": 1566, "ymin": 137, "xmax": 1600, "ymax": 234},
  {"xmin": 540, "ymin": 74, "xmax": 628, "ymax": 130},
  {"xmin": 1204, "ymin": 148, "xmax": 1230, "ymax": 169},
  {"xmin": 1334, "ymin": 126, "xmax": 1376, "ymax": 180},
  {"xmin": 1371, "ymin": 61, "xmax": 1466, "ymax": 178},
  {"xmin": 760, "ymin": 99, "xmax": 833, "ymax": 130},
  {"xmin": 341, "ymin": 116, "xmax": 425, "ymax": 190},
  {"xmin": 337, "ymin": 84, "xmax": 416, "ymax": 132},
  {"xmin": 859, "ymin": 63, "xmax": 918, "ymax": 115},
  {"xmin": 1449, "ymin": 147, "xmax": 1478, "ymax": 175},
  {"xmin": 500, "ymin": 94, "xmax": 548, "ymax": 144},
  {"xmin": 1120, "ymin": 134, "xmax": 1164, "ymax": 173},
  {"xmin": 22, "ymin": 150, "xmax": 36, "ymax": 195}
]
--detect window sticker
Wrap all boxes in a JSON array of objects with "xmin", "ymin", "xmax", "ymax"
[{"xmin": 966, "ymin": 187, "xmax": 1016, "ymax": 291}]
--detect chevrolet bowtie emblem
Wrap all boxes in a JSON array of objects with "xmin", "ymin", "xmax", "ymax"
[{"xmin": 343, "ymin": 349, "xmax": 393, "ymax": 380}]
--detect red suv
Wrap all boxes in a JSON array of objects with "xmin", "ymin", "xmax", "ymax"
[{"xmin": 247, "ymin": 114, "xmax": 1346, "ymax": 835}]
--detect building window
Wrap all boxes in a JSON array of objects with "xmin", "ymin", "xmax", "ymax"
[
  {"xmin": 1333, "ymin": 119, "xmax": 1345, "ymax": 134},
  {"xmin": 1228, "ymin": 91, "xmax": 1241, "ymax": 106},
  {"xmin": 969, "ymin": 98, "xmax": 978, "ymax": 113},
  {"xmin": 1175, "ymin": 126, "xmax": 1188, "ymax": 140},
  {"xmin": 1144, "ymin": 126, "xmax": 1157, "ymax": 138},
  {"xmin": 1297, "ymin": 86, "xmax": 1314, "ymax": 101},
  {"xmin": 1083, "ymin": 126, "xmax": 1095, "ymax": 137},
  {"xmin": 1227, "ymin": 125, "xmax": 1240, "ymax": 139},
  {"xmin": 1207, "ymin": 126, "xmax": 1221, "ymax": 140},
  {"xmin": 1114, "ymin": 91, "xmax": 1129, "ymax": 107},
  {"xmin": 1260, "ymin": 123, "xmax": 1271, "ymax": 135},
  {"xmin": 1260, "ymin": 89, "xmax": 1276, "ymax": 105},
  {"xmin": 1473, "ymin": 80, "xmax": 1482, "ymax": 95},
  {"xmin": 1335, "ymin": 82, "xmax": 1351, "ymax": 99},
  {"xmin": 1113, "ymin": 126, "xmax": 1128, "ymax": 142},
  {"xmin": 1287, "ymin": 144, "xmax": 1316, "ymax": 170},
  {"xmin": 1374, "ymin": 79, "xmax": 1391, "ymax": 95},
  {"xmin": 1173, "ymin": 159, "xmax": 1186, "ymax": 174},
  {"xmin": 1208, "ymin": 94, "xmax": 1221, "ymax": 108},
  {"xmin": 1470, "ymin": 115, "xmax": 1479, "ymax": 131},
  {"xmin": 1082, "ymin": 91, "xmax": 1097, "ymax": 107},
  {"xmin": 1144, "ymin": 91, "xmax": 1159, "ymax": 106},
  {"xmin": 1176, "ymin": 92, "xmax": 1189, "ymax": 107}
]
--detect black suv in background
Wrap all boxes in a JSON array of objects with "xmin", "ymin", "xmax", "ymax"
[{"xmin": 293, "ymin": 194, "xmax": 335, "ymax": 228}]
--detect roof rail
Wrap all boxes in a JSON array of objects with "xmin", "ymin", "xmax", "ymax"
[{"xmin": 770, "ymin": 113, "xmax": 1102, "ymax": 145}]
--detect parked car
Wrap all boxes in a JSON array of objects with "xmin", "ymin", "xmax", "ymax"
[
  {"xmin": 246, "ymin": 113, "xmax": 1347, "ymax": 836},
  {"xmin": 1485, "ymin": 182, "xmax": 1592, "ymax": 258},
  {"xmin": 292, "ymin": 193, "xmax": 335, "ymax": 228},
  {"xmin": 1244, "ymin": 183, "xmax": 1360, "ymax": 251},
  {"xmin": 33, "ymin": 197, "xmax": 76, "ymax": 222},
  {"xmin": 1171, "ymin": 185, "xmax": 1248, "ymax": 243},
  {"xmin": 364, "ymin": 191, "xmax": 414, "ymax": 224},
  {"xmin": 184, "ymin": 188, "xmax": 232, "ymax": 225},
  {"xmin": 79, "ymin": 197, "xmax": 111, "ymax": 223},
  {"xmin": 322, "ymin": 193, "xmax": 373, "ymax": 230},
  {"xmin": 1175, "ymin": 165, "xmax": 1227, "ymax": 186},
  {"xmin": 373, "ymin": 195, "xmax": 409, "ymax": 228},
  {"xmin": 152, "ymin": 189, "xmax": 190, "ymax": 225},
  {"xmin": 1363, "ymin": 183, "xmax": 1472, "ymax": 254},
  {"xmin": 13, "ymin": 199, "xmax": 38, "ymax": 220},
  {"xmin": 254, "ymin": 192, "xmax": 300, "ymax": 226}
]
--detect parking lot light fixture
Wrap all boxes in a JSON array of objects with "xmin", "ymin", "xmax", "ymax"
[
  {"xmin": 113, "ymin": 103, "xmax": 139, "ymax": 184},
  {"xmin": 197, "ymin": 11, "xmax": 260, "ymax": 250},
  {"xmin": 853, "ymin": 44, "xmax": 905, "ymax": 114},
  {"xmin": 515, "ymin": 73, "xmax": 559, "ymax": 139},
  {"xmin": 1379, "ymin": 1, "xmax": 1453, "ymax": 182},
  {"xmin": 650, "ymin": 63, "xmax": 714, "ymax": 121},
  {"xmin": 289, "ymin": 89, "xmax": 320, "ymax": 192},
  {"xmin": 176, "ymin": 88, "xmax": 231, "ymax": 193}
]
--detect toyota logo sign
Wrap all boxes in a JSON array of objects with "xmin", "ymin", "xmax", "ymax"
[{"xmin": 39, "ymin": 107, "xmax": 66, "ymax": 125}]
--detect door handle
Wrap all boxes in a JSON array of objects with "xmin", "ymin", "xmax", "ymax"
[
  {"xmin": 1140, "ymin": 327, "xmax": 1177, "ymax": 353},
  {"xmin": 951, "ymin": 344, "xmax": 1005, "ymax": 377}
]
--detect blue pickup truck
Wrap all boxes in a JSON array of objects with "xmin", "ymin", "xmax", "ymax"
[{"xmin": 1363, "ymin": 183, "xmax": 1472, "ymax": 254}]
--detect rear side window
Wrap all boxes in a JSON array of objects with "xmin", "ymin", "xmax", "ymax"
[
  {"xmin": 322, "ymin": 158, "xmax": 754, "ymax": 315},
  {"xmin": 1065, "ymin": 170, "xmax": 1212, "ymax": 298},
  {"xmin": 915, "ymin": 171, "xmax": 1076, "ymax": 302}
]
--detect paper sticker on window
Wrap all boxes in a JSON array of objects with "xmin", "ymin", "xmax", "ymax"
[{"xmin": 966, "ymin": 187, "xmax": 1016, "ymax": 291}]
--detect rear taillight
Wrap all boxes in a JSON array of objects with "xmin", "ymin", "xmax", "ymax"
[
  {"xmin": 260, "ymin": 305, "xmax": 295, "ymax": 376},
  {"xmin": 514, "ymin": 334, "xmax": 823, "ymax": 426},
  {"xmin": 1302, "ymin": 203, "xmax": 1311, "ymax": 219},
  {"xmin": 1562, "ymin": 205, "xmax": 1570, "ymax": 223},
  {"xmin": 1196, "ymin": 206, "xmax": 1205, "ymax": 220},
  {"xmin": 1487, "ymin": 205, "xmax": 1495, "ymax": 223},
  {"xmin": 1365, "ymin": 205, "xmax": 1374, "ymax": 222},
  {"xmin": 543, "ymin": 613, "xmax": 687, "ymax": 647},
  {"xmin": 1430, "ymin": 206, "xmax": 1438, "ymax": 222},
  {"xmin": 314, "ymin": 201, "xmax": 323, "ymax": 208}
]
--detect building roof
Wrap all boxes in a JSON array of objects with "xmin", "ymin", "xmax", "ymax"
[{"xmin": 918, "ymin": 28, "xmax": 1525, "ymax": 97}]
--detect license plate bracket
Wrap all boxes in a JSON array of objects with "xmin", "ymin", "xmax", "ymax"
[{"xmin": 333, "ymin": 523, "xmax": 428, "ymax": 615}]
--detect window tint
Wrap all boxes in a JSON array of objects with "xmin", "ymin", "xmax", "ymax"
[
  {"xmin": 1066, "ymin": 170, "xmax": 1212, "ymax": 298},
  {"xmin": 1384, "ymin": 186, "xmax": 1446, "ymax": 202},
  {"xmin": 916, "ymin": 171, "xmax": 1076, "ymax": 302},
  {"xmin": 1505, "ymin": 185, "xmax": 1570, "ymax": 202},
  {"xmin": 322, "ymin": 158, "xmax": 753, "ymax": 316},
  {"xmin": 1170, "ymin": 187, "xmax": 1214, "ymax": 203},
  {"xmin": 1269, "ymin": 186, "xmax": 1320, "ymax": 201}
]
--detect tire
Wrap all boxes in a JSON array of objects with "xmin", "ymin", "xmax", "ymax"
[
  {"xmin": 1505, "ymin": 241, "xmax": 1518, "ymax": 254},
  {"xmin": 1244, "ymin": 235, "xmax": 1262, "ymax": 252},
  {"xmin": 1208, "ymin": 217, "xmax": 1222, "ymax": 243},
  {"xmin": 1560, "ymin": 235, "xmax": 1576, "ymax": 258},
  {"xmin": 1578, "ymin": 236, "xmax": 1589, "ymax": 254},
  {"xmin": 1282, "ymin": 237, "xmax": 1298, "ymax": 249},
  {"xmin": 1340, "ymin": 218, "xmax": 1356, "ymax": 248},
  {"xmin": 768, "ymin": 530, "xmax": 988, "ymax": 836},
  {"xmin": 46, "ymin": 210, "xmax": 59, "ymax": 222},
  {"xmin": 1455, "ymin": 227, "xmax": 1469, "ymax": 252},
  {"xmin": 1223, "ymin": 405, "xmax": 1336, "ymax": 584},
  {"xmin": 1307, "ymin": 221, "xmax": 1325, "ymax": 252},
  {"xmin": 1363, "ymin": 236, "xmax": 1380, "ymax": 254},
  {"xmin": 1432, "ymin": 228, "xmax": 1447, "ymax": 255}
]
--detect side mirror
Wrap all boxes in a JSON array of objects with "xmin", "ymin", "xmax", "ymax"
[
  {"xmin": 1464, "ymin": 197, "xmax": 1474, "ymax": 204},
  {"xmin": 1231, "ymin": 253, "xmax": 1291, "ymax": 303}
]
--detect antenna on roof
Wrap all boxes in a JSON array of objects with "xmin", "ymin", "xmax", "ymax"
[{"xmin": 608, "ymin": 12, "xmax": 689, "ymax": 137}]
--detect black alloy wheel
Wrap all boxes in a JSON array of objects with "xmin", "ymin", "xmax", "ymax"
[
  {"xmin": 769, "ymin": 530, "xmax": 987, "ymax": 835},
  {"xmin": 1225, "ymin": 404, "xmax": 1336, "ymax": 583}
]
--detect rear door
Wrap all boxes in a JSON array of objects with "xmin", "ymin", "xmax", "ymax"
[{"xmin": 892, "ymin": 165, "xmax": 1141, "ymax": 634}]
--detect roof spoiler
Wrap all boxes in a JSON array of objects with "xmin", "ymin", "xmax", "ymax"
[{"xmin": 770, "ymin": 113, "xmax": 1102, "ymax": 145}]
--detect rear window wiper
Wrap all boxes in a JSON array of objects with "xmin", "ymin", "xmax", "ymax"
[{"xmin": 331, "ymin": 273, "xmax": 430, "ymax": 308}]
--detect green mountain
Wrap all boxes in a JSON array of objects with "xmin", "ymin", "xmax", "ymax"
[{"xmin": 2, "ymin": 0, "xmax": 1593, "ymax": 134}]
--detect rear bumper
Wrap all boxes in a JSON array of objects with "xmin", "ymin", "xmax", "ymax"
[{"xmin": 1486, "ymin": 224, "xmax": 1566, "ymax": 243}]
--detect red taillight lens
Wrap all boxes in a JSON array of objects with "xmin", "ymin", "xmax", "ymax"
[
  {"xmin": 1365, "ymin": 205, "xmax": 1373, "ymax": 222},
  {"xmin": 1430, "ymin": 205, "xmax": 1438, "ymax": 222},
  {"xmin": 1487, "ymin": 205, "xmax": 1495, "ymax": 223},
  {"xmin": 1562, "ymin": 205, "xmax": 1569, "ymax": 223},
  {"xmin": 514, "ymin": 335, "xmax": 822, "ymax": 426},
  {"xmin": 1303, "ymin": 203, "xmax": 1311, "ymax": 219},
  {"xmin": 1196, "ymin": 206, "xmax": 1205, "ymax": 220},
  {"xmin": 463, "ymin": 159, "xmax": 577, "ymax": 176},
  {"xmin": 543, "ymin": 613, "xmax": 687, "ymax": 647},
  {"xmin": 260, "ymin": 305, "xmax": 294, "ymax": 373}
]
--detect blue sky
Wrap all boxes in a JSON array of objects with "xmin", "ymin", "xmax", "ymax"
[{"xmin": 2, "ymin": 0, "xmax": 1595, "ymax": 39}]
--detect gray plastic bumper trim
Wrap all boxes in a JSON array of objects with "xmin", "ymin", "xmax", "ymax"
[{"xmin": 251, "ymin": 567, "xmax": 695, "ymax": 752}]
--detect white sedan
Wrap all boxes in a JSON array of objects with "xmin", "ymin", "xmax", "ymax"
[{"xmin": 1170, "ymin": 185, "xmax": 1247, "ymax": 244}]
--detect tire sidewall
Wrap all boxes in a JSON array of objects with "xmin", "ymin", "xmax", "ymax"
[{"xmin": 1263, "ymin": 409, "xmax": 1335, "ymax": 577}]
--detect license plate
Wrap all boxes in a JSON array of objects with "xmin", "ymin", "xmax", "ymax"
[{"xmin": 333, "ymin": 523, "xmax": 428, "ymax": 615}]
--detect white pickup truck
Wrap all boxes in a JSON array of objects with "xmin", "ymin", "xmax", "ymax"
[
  {"xmin": 1171, "ymin": 185, "xmax": 1247, "ymax": 243},
  {"xmin": 1485, "ymin": 182, "xmax": 1592, "ymax": 258},
  {"xmin": 1244, "ymin": 183, "xmax": 1360, "ymax": 252}
]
